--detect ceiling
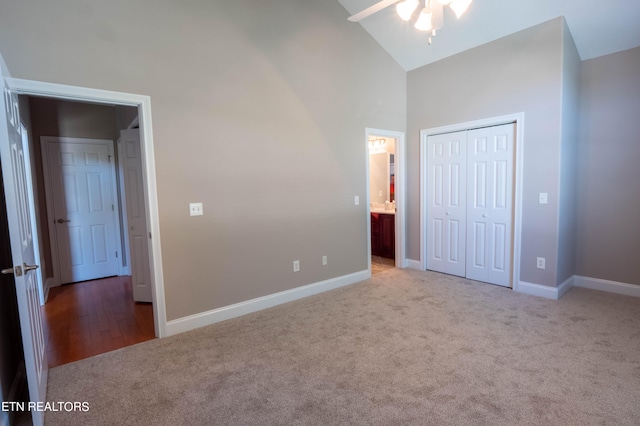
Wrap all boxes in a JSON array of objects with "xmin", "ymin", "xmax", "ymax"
[{"xmin": 337, "ymin": 0, "xmax": 640, "ymax": 71}]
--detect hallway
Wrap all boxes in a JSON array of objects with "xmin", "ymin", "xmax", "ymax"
[{"xmin": 43, "ymin": 276, "xmax": 155, "ymax": 368}]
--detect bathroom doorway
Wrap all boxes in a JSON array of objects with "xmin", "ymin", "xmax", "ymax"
[{"xmin": 365, "ymin": 128, "xmax": 406, "ymax": 275}]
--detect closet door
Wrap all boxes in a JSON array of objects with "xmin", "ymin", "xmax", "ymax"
[
  {"xmin": 426, "ymin": 131, "xmax": 466, "ymax": 277},
  {"xmin": 466, "ymin": 124, "xmax": 515, "ymax": 287}
]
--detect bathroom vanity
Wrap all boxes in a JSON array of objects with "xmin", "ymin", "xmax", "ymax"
[{"xmin": 371, "ymin": 210, "xmax": 395, "ymax": 259}]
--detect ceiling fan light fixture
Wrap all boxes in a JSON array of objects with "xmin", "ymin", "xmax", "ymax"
[
  {"xmin": 396, "ymin": 0, "xmax": 419, "ymax": 21},
  {"xmin": 414, "ymin": 7, "xmax": 433, "ymax": 31},
  {"xmin": 450, "ymin": 0, "xmax": 472, "ymax": 18},
  {"xmin": 430, "ymin": 0, "xmax": 444, "ymax": 29}
]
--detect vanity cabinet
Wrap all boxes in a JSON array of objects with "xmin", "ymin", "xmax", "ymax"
[{"xmin": 371, "ymin": 213, "xmax": 395, "ymax": 259}]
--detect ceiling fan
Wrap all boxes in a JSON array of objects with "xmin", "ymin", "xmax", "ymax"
[{"xmin": 348, "ymin": 0, "xmax": 473, "ymax": 44}]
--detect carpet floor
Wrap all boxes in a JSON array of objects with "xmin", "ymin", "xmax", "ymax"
[{"xmin": 45, "ymin": 269, "xmax": 640, "ymax": 425}]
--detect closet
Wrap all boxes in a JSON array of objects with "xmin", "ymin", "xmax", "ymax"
[{"xmin": 426, "ymin": 123, "xmax": 515, "ymax": 287}]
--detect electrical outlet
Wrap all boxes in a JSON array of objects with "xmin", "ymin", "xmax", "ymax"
[
  {"xmin": 536, "ymin": 257, "xmax": 546, "ymax": 269},
  {"xmin": 354, "ymin": 196, "xmax": 360, "ymax": 206},
  {"xmin": 322, "ymin": 255, "xmax": 328, "ymax": 266},
  {"xmin": 189, "ymin": 202, "xmax": 203, "ymax": 216},
  {"xmin": 293, "ymin": 260, "xmax": 300, "ymax": 272}
]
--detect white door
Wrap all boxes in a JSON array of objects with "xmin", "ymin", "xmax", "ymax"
[
  {"xmin": 119, "ymin": 129, "xmax": 152, "ymax": 302},
  {"xmin": 43, "ymin": 138, "xmax": 120, "ymax": 284},
  {"xmin": 0, "ymin": 55, "xmax": 48, "ymax": 426},
  {"xmin": 426, "ymin": 131, "xmax": 467, "ymax": 277},
  {"xmin": 466, "ymin": 124, "xmax": 515, "ymax": 287}
]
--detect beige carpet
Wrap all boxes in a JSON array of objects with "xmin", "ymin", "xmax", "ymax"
[{"xmin": 45, "ymin": 269, "xmax": 640, "ymax": 425}]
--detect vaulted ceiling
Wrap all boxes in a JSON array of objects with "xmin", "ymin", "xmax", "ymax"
[{"xmin": 337, "ymin": 0, "xmax": 640, "ymax": 70}]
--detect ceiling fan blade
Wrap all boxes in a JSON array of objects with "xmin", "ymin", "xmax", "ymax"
[{"xmin": 347, "ymin": 0, "xmax": 401, "ymax": 22}]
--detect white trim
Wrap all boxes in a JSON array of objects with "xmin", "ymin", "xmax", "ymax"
[
  {"xmin": 574, "ymin": 276, "xmax": 640, "ymax": 297},
  {"xmin": 517, "ymin": 281, "xmax": 561, "ymax": 299},
  {"xmin": 406, "ymin": 259, "xmax": 422, "ymax": 270},
  {"xmin": 517, "ymin": 276, "xmax": 573, "ymax": 300},
  {"xmin": 557, "ymin": 275, "xmax": 574, "ymax": 299},
  {"xmin": 419, "ymin": 113, "xmax": 525, "ymax": 291},
  {"xmin": 44, "ymin": 277, "xmax": 54, "ymax": 303},
  {"xmin": 126, "ymin": 115, "xmax": 139, "ymax": 130},
  {"xmin": 165, "ymin": 270, "xmax": 370, "ymax": 336},
  {"xmin": 364, "ymin": 128, "xmax": 406, "ymax": 270},
  {"xmin": 116, "ymin": 137, "xmax": 132, "ymax": 277},
  {"xmin": 6, "ymin": 78, "xmax": 167, "ymax": 338}
]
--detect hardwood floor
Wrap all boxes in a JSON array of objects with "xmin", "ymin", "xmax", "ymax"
[{"xmin": 43, "ymin": 276, "xmax": 155, "ymax": 368}]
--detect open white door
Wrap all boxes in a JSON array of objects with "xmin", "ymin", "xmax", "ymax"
[
  {"xmin": 0, "ymin": 54, "xmax": 47, "ymax": 426},
  {"xmin": 120, "ymin": 128, "xmax": 152, "ymax": 302}
]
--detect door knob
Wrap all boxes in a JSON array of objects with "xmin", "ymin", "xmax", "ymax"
[
  {"xmin": 446, "ymin": 212, "xmax": 450, "ymax": 216},
  {"xmin": 1, "ymin": 265, "xmax": 23, "ymax": 276},
  {"xmin": 23, "ymin": 263, "xmax": 39, "ymax": 272},
  {"xmin": 482, "ymin": 214, "xmax": 487, "ymax": 218},
  {"xmin": 57, "ymin": 218, "xmax": 71, "ymax": 224}
]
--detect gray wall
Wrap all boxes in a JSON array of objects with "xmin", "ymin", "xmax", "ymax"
[
  {"xmin": 407, "ymin": 18, "xmax": 566, "ymax": 287},
  {"xmin": 556, "ymin": 20, "xmax": 580, "ymax": 285},
  {"xmin": 0, "ymin": 0, "xmax": 406, "ymax": 320},
  {"xmin": 25, "ymin": 97, "xmax": 119, "ymax": 279},
  {"xmin": 576, "ymin": 47, "xmax": 640, "ymax": 286}
]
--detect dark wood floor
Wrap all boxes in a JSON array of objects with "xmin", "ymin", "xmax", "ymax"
[{"xmin": 42, "ymin": 276, "xmax": 155, "ymax": 368}]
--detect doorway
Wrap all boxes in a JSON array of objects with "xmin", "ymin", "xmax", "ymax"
[
  {"xmin": 365, "ymin": 128, "xmax": 406, "ymax": 275},
  {"xmin": 19, "ymin": 96, "xmax": 157, "ymax": 365},
  {"xmin": 6, "ymin": 77, "xmax": 167, "ymax": 335}
]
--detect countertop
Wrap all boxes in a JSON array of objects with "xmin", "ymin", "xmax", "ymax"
[{"xmin": 371, "ymin": 208, "xmax": 395, "ymax": 215}]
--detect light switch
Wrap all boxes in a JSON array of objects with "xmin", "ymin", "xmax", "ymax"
[
  {"xmin": 354, "ymin": 196, "xmax": 360, "ymax": 206},
  {"xmin": 189, "ymin": 202, "xmax": 203, "ymax": 216},
  {"xmin": 539, "ymin": 193, "xmax": 548, "ymax": 205}
]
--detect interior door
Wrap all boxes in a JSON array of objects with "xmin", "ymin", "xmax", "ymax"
[
  {"xmin": 0, "ymin": 55, "xmax": 48, "ymax": 426},
  {"xmin": 466, "ymin": 124, "xmax": 515, "ymax": 287},
  {"xmin": 426, "ymin": 131, "xmax": 467, "ymax": 277},
  {"xmin": 119, "ymin": 129, "xmax": 152, "ymax": 302},
  {"xmin": 43, "ymin": 139, "xmax": 120, "ymax": 284}
]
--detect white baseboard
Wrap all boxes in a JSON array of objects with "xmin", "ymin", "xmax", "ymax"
[
  {"xmin": 556, "ymin": 275, "xmax": 575, "ymax": 299},
  {"xmin": 165, "ymin": 270, "xmax": 370, "ymax": 336},
  {"xmin": 516, "ymin": 281, "xmax": 562, "ymax": 299},
  {"xmin": 516, "ymin": 276, "xmax": 574, "ymax": 300},
  {"xmin": 44, "ymin": 277, "xmax": 54, "ymax": 302},
  {"xmin": 574, "ymin": 275, "xmax": 640, "ymax": 297},
  {"xmin": 406, "ymin": 259, "xmax": 422, "ymax": 270}
]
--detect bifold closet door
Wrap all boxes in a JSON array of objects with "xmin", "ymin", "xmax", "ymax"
[
  {"xmin": 426, "ymin": 123, "xmax": 515, "ymax": 287},
  {"xmin": 426, "ymin": 131, "xmax": 467, "ymax": 277},
  {"xmin": 465, "ymin": 124, "xmax": 515, "ymax": 287}
]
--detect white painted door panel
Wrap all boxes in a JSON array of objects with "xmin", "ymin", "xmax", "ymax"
[
  {"xmin": 427, "ymin": 131, "xmax": 466, "ymax": 277},
  {"xmin": 465, "ymin": 124, "xmax": 515, "ymax": 287},
  {"xmin": 120, "ymin": 129, "xmax": 152, "ymax": 302},
  {"xmin": 0, "ymin": 55, "xmax": 47, "ymax": 426},
  {"xmin": 45, "ymin": 140, "xmax": 119, "ymax": 283}
]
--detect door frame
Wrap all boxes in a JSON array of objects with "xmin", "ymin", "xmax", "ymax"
[
  {"xmin": 365, "ymin": 128, "xmax": 406, "ymax": 271},
  {"xmin": 419, "ymin": 113, "xmax": 525, "ymax": 291},
  {"xmin": 6, "ymin": 77, "xmax": 168, "ymax": 338},
  {"xmin": 40, "ymin": 136, "xmax": 125, "ymax": 285}
]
